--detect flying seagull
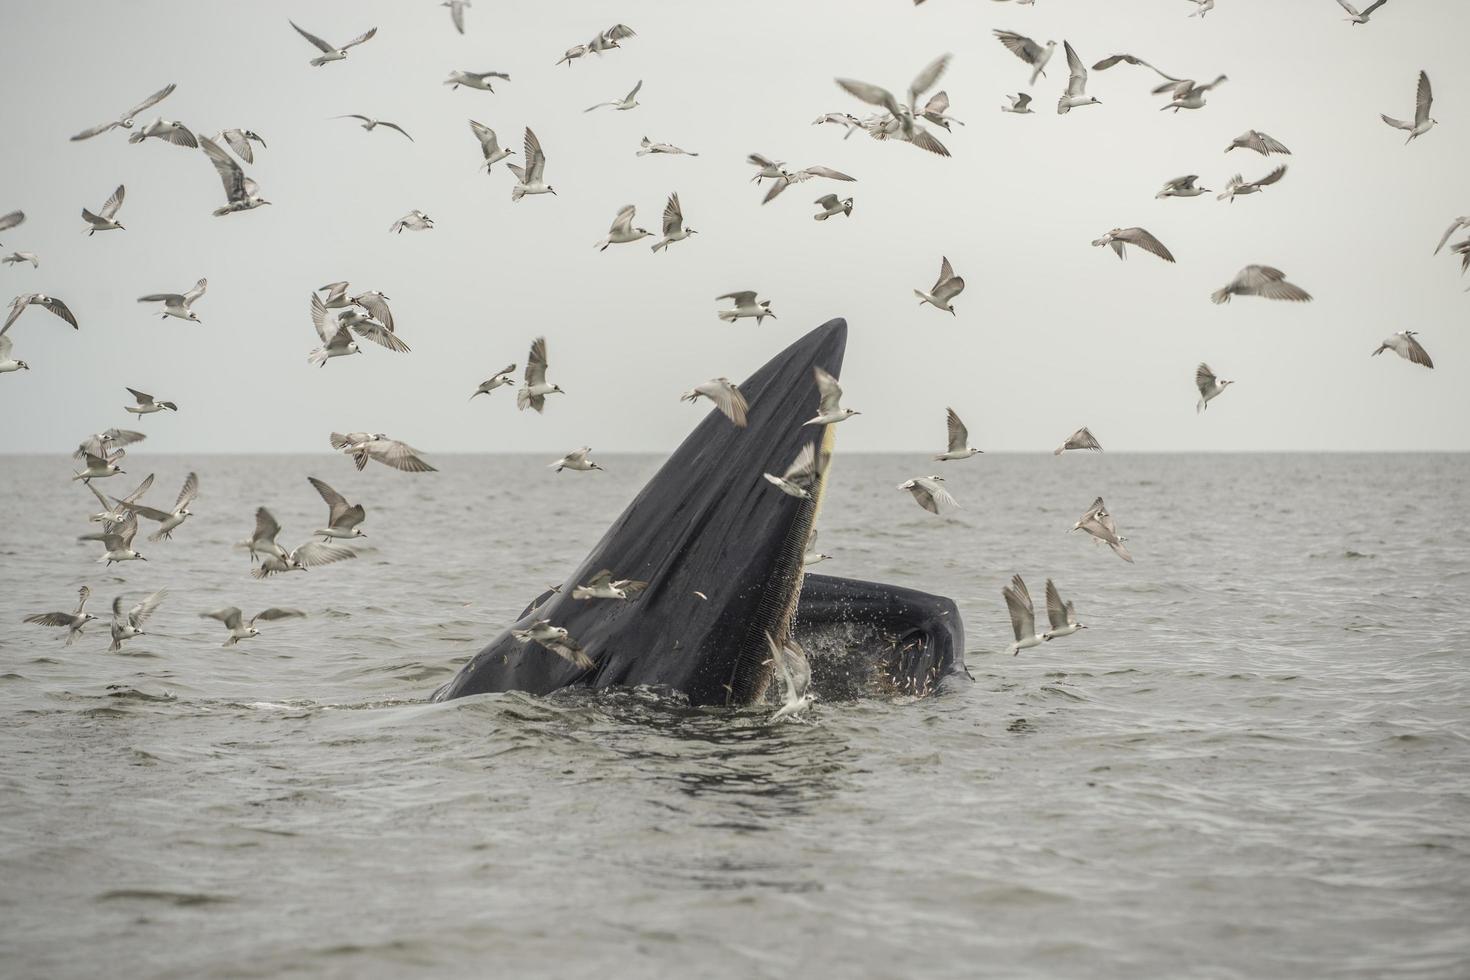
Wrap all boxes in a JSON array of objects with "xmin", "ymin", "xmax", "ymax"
[
  {"xmin": 517, "ymin": 336, "xmax": 563, "ymax": 412},
  {"xmin": 74, "ymin": 428, "xmax": 144, "ymax": 461},
  {"xmin": 549, "ymin": 447, "xmax": 604, "ymax": 473},
  {"xmin": 138, "ymin": 278, "xmax": 206, "ymax": 321},
  {"xmin": 1057, "ymin": 41, "xmax": 1101, "ymax": 114},
  {"xmin": 1337, "ymin": 0, "xmax": 1389, "ymax": 24},
  {"xmin": 82, "ymin": 185, "xmax": 126, "ymax": 234},
  {"xmin": 768, "ymin": 632, "xmax": 815, "ymax": 723},
  {"xmin": 1042, "ymin": 580, "xmax": 1087, "ymax": 641},
  {"xmin": 805, "ymin": 367, "xmax": 859, "ymax": 426},
  {"xmin": 253, "ymin": 538, "xmax": 357, "ymax": 579},
  {"xmin": 509, "ymin": 128, "xmax": 555, "ymax": 200},
  {"xmin": 512, "ymin": 621, "xmax": 593, "ymax": 669},
  {"xmin": 443, "ymin": 0, "xmax": 470, "ymax": 33},
  {"xmin": 108, "ymin": 590, "xmax": 167, "ymax": 652},
  {"xmin": 1381, "ymin": 71, "xmax": 1436, "ymax": 143},
  {"xmin": 994, "ymin": 30, "xmax": 1055, "ymax": 86},
  {"xmin": 898, "ymin": 476, "xmax": 957, "ymax": 515},
  {"xmin": 1196, "ymin": 363, "xmax": 1234, "ymax": 412},
  {"xmin": 124, "ymin": 387, "xmax": 177, "ymax": 416},
  {"xmin": 2, "ymin": 293, "xmax": 77, "ymax": 334},
  {"xmin": 764, "ymin": 443, "xmax": 827, "ymax": 499},
  {"xmin": 594, "ymin": 205, "xmax": 651, "ymax": 250},
  {"xmin": 934, "ymin": 407, "xmax": 982, "ymax": 460},
  {"xmin": 336, "ymin": 115, "xmax": 413, "ymax": 141},
  {"xmin": 680, "ymin": 377, "xmax": 748, "ymax": 427},
  {"xmin": 1372, "ymin": 331, "xmax": 1433, "ymax": 369},
  {"xmin": 123, "ymin": 471, "xmax": 198, "ymax": 541},
  {"xmin": 331, "ymin": 432, "xmax": 437, "ymax": 473},
  {"xmin": 126, "ymin": 117, "xmax": 197, "ymax": 149},
  {"xmin": 1072, "ymin": 497, "xmax": 1133, "ymax": 563},
  {"xmin": 716, "ymin": 291, "xmax": 776, "ymax": 325},
  {"xmin": 1216, "ymin": 165, "xmax": 1287, "ymax": 203},
  {"xmin": 290, "ymin": 21, "xmax": 377, "ymax": 66},
  {"xmin": 1002, "ymin": 575, "xmax": 1045, "ymax": 655},
  {"xmin": 835, "ymin": 53, "xmax": 954, "ymax": 156},
  {"xmin": 914, "ymin": 256, "xmax": 964, "ymax": 314},
  {"xmin": 1211, "ymin": 265, "xmax": 1311, "ymax": 304},
  {"xmin": 97, "ymin": 513, "xmax": 146, "ymax": 565},
  {"xmin": 24, "ymin": 587, "xmax": 96, "ymax": 644},
  {"xmin": 307, "ymin": 476, "xmax": 366, "ymax": 542},
  {"xmin": 0, "ymin": 334, "xmax": 26, "ymax": 373},
  {"xmin": 1091, "ymin": 227, "xmax": 1174, "ymax": 262},
  {"xmin": 1001, "ymin": 93, "xmax": 1034, "ymax": 114},
  {"xmin": 572, "ymin": 570, "xmax": 648, "ymax": 601},
  {"xmin": 752, "ymin": 158, "xmax": 857, "ymax": 204},
  {"xmin": 198, "ymin": 135, "xmax": 270, "ymax": 215},
  {"xmin": 803, "ymin": 529, "xmax": 832, "ymax": 566},
  {"xmin": 1055, "ymin": 427, "xmax": 1102, "ymax": 455},
  {"xmin": 585, "ymin": 80, "xmax": 642, "ymax": 112},
  {"xmin": 1160, "ymin": 76, "xmax": 1229, "ymax": 112},
  {"xmin": 812, "ymin": 112, "xmax": 863, "ymax": 138},
  {"xmin": 344, "ymin": 290, "xmax": 406, "ymax": 351},
  {"xmin": 469, "ymin": 120, "xmax": 512, "ymax": 171},
  {"xmin": 202, "ymin": 607, "xmax": 306, "ymax": 647},
  {"xmin": 813, "ymin": 194, "xmax": 854, "ymax": 220},
  {"xmin": 389, "ymin": 210, "xmax": 434, "ymax": 234},
  {"xmin": 445, "ymin": 70, "xmax": 511, "ymax": 92},
  {"xmin": 1226, "ymin": 130, "xmax": 1291, "ymax": 156},
  {"xmin": 71, "ymin": 84, "xmax": 176, "ymax": 141},
  {"xmin": 2, "ymin": 252, "xmax": 39, "ymax": 268},
  {"xmin": 1156, "ymin": 175, "xmax": 1211, "ymax": 199},
  {"xmin": 216, "ymin": 129, "xmax": 266, "ymax": 163},
  {"xmin": 637, "ymin": 137, "xmax": 697, "ymax": 156},
  {"xmin": 651, "ymin": 193, "xmax": 697, "ymax": 252},
  {"xmin": 919, "ymin": 90, "xmax": 963, "ymax": 130},
  {"xmin": 72, "ymin": 449, "xmax": 125, "ymax": 482},
  {"xmin": 471, "ymin": 363, "xmax": 516, "ymax": 398}
]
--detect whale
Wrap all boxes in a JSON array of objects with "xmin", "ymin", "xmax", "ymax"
[{"xmin": 433, "ymin": 318, "xmax": 969, "ymax": 706}]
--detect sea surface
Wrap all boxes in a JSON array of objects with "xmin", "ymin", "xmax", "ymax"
[{"xmin": 1, "ymin": 452, "xmax": 1467, "ymax": 979}]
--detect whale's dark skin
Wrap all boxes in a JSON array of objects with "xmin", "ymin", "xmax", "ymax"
[{"xmin": 433, "ymin": 319, "xmax": 969, "ymax": 706}]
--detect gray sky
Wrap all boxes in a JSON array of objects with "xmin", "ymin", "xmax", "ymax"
[{"xmin": 2, "ymin": 0, "xmax": 1467, "ymax": 454}]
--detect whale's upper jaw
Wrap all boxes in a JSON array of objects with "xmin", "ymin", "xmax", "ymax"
[{"xmin": 435, "ymin": 318, "xmax": 849, "ymax": 706}]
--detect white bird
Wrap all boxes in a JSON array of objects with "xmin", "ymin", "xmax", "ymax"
[
  {"xmin": 98, "ymin": 513, "xmax": 146, "ymax": 565},
  {"xmin": 25, "ymin": 587, "xmax": 98, "ymax": 644},
  {"xmin": 767, "ymin": 632, "xmax": 815, "ymax": 722},
  {"xmin": 651, "ymin": 193, "xmax": 697, "ymax": 252},
  {"xmin": 126, "ymin": 118, "xmax": 197, "ymax": 148},
  {"xmin": 834, "ymin": 54, "xmax": 954, "ymax": 156},
  {"xmin": 1002, "ymin": 575, "xmax": 1045, "ymax": 656},
  {"xmin": 2, "ymin": 293, "xmax": 78, "ymax": 334},
  {"xmin": 1054, "ymin": 427, "xmax": 1102, "ymax": 455},
  {"xmin": 585, "ymin": 80, "xmax": 642, "ymax": 112},
  {"xmin": 716, "ymin": 291, "xmax": 776, "ymax": 325},
  {"xmin": 637, "ymin": 137, "xmax": 697, "ymax": 157},
  {"xmin": 1160, "ymin": 75, "xmax": 1228, "ymax": 112},
  {"xmin": 331, "ymin": 432, "xmax": 437, "ymax": 473},
  {"xmin": 1057, "ymin": 42, "xmax": 1102, "ymax": 114},
  {"xmin": 1187, "ymin": 0, "xmax": 1214, "ymax": 17},
  {"xmin": 556, "ymin": 45, "xmax": 588, "ymax": 67},
  {"xmin": 307, "ymin": 293, "xmax": 361, "ymax": 367},
  {"xmin": 1381, "ymin": 71, "xmax": 1436, "ymax": 144},
  {"xmin": 919, "ymin": 90, "xmax": 964, "ymax": 131},
  {"xmin": 516, "ymin": 336, "xmax": 563, "ymax": 412},
  {"xmin": 123, "ymin": 471, "xmax": 198, "ymax": 541},
  {"xmin": 914, "ymin": 256, "xmax": 965, "ymax": 315},
  {"xmin": 216, "ymin": 129, "xmax": 266, "ymax": 163},
  {"xmin": 758, "ymin": 163, "xmax": 857, "ymax": 205},
  {"xmin": 443, "ymin": 0, "xmax": 470, "ymax": 33},
  {"xmin": 336, "ymin": 115, "xmax": 414, "ymax": 141},
  {"xmin": 1196, "ymin": 362, "xmax": 1234, "ymax": 412},
  {"xmin": 594, "ymin": 204, "xmax": 651, "ymax": 250},
  {"xmin": 445, "ymin": 69, "xmax": 511, "ymax": 92},
  {"xmin": 805, "ymin": 367, "xmax": 859, "ymax": 426},
  {"xmin": 1337, "ymin": 0, "xmax": 1389, "ymax": 24},
  {"xmin": 202, "ymin": 607, "xmax": 306, "ymax": 648},
  {"xmin": 1211, "ymin": 265, "xmax": 1311, "ymax": 304},
  {"xmin": 1433, "ymin": 216, "xmax": 1470, "ymax": 256},
  {"xmin": 1216, "ymin": 165, "xmax": 1286, "ymax": 203},
  {"xmin": 72, "ymin": 449, "xmax": 126, "ymax": 482},
  {"xmin": 549, "ymin": 447, "xmax": 604, "ymax": 473},
  {"xmin": 812, "ymin": 112, "xmax": 863, "ymax": 138},
  {"xmin": 290, "ymin": 21, "xmax": 377, "ymax": 66},
  {"xmin": 199, "ymin": 135, "xmax": 271, "ymax": 216},
  {"xmin": 82, "ymin": 185, "xmax": 126, "ymax": 234},
  {"xmin": 124, "ymin": 387, "xmax": 177, "ymax": 416},
  {"xmin": 1042, "ymin": 580, "xmax": 1087, "ymax": 641},
  {"xmin": 253, "ymin": 539, "xmax": 357, "ymax": 579},
  {"xmin": 3, "ymin": 251, "xmax": 39, "ymax": 269},
  {"xmin": 763, "ymin": 443, "xmax": 826, "ymax": 499},
  {"xmin": 1071, "ymin": 497, "xmax": 1133, "ymax": 563},
  {"xmin": 994, "ymin": 30, "xmax": 1055, "ymax": 86},
  {"xmin": 389, "ymin": 210, "xmax": 434, "ymax": 234},
  {"xmin": 512, "ymin": 620, "xmax": 593, "ymax": 669},
  {"xmin": 508, "ymin": 128, "xmax": 555, "ymax": 200},
  {"xmin": 317, "ymin": 281, "xmax": 354, "ymax": 309},
  {"xmin": 1156, "ymin": 175, "xmax": 1211, "ymax": 199},
  {"xmin": 308, "ymin": 476, "xmax": 367, "ymax": 542},
  {"xmin": 137, "ymin": 278, "xmax": 207, "ymax": 321},
  {"xmin": 108, "ymin": 590, "xmax": 167, "ymax": 652},
  {"xmin": 1092, "ymin": 227, "xmax": 1175, "ymax": 262},
  {"xmin": 681, "ymin": 377, "xmax": 748, "ymax": 427},
  {"xmin": 803, "ymin": 529, "xmax": 832, "ymax": 566},
  {"xmin": 1226, "ymin": 130, "xmax": 1291, "ymax": 156},
  {"xmin": 70, "ymin": 83, "xmax": 176, "ymax": 141},
  {"xmin": 934, "ymin": 408, "xmax": 982, "ymax": 461},
  {"xmin": 588, "ymin": 23, "xmax": 637, "ymax": 55},
  {"xmin": 572, "ymin": 570, "xmax": 647, "ymax": 600},
  {"xmin": 813, "ymin": 194, "xmax": 853, "ymax": 221},
  {"xmin": 469, "ymin": 120, "xmax": 512, "ymax": 171},
  {"xmin": 79, "ymin": 472, "xmax": 151, "ymax": 532},
  {"xmin": 343, "ymin": 291, "xmax": 406, "ymax": 352},
  {"xmin": 1372, "ymin": 331, "xmax": 1433, "ymax": 369},
  {"xmin": 471, "ymin": 363, "xmax": 516, "ymax": 399},
  {"xmin": 0, "ymin": 334, "xmax": 29, "ymax": 373},
  {"xmin": 74, "ymin": 428, "xmax": 145, "ymax": 462},
  {"xmin": 898, "ymin": 475, "xmax": 957, "ymax": 515},
  {"xmin": 1001, "ymin": 93, "xmax": 1034, "ymax": 114}
]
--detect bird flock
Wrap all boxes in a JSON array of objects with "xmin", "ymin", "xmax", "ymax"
[{"xmin": 5, "ymin": 3, "xmax": 1458, "ymax": 721}]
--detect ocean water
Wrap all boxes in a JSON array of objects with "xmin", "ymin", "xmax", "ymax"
[{"xmin": 1, "ymin": 452, "xmax": 1467, "ymax": 979}]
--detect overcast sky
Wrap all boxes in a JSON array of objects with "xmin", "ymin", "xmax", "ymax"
[{"xmin": 2, "ymin": 0, "xmax": 1467, "ymax": 454}]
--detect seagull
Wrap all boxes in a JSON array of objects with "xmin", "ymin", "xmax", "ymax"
[
  {"xmin": 572, "ymin": 570, "xmax": 648, "ymax": 600},
  {"xmin": 1071, "ymin": 497, "xmax": 1133, "ymax": 563},
  {"xmin": 137, "ymin": 278, "xmax": 207, "ymax": 321},
  {"xmin": 389, "ymin": 210, "xmax": 434, "ymax": 234},
  {"xmin": 812, "ymin": 112, "xmax": 864, "ymax": 138},
  {"xmin": 512, "ymin": 621, "xmax": 593, "ymax": 669},
  {"xmin": 1156, "ymin": 175, "xmax": 1211, "ymax": 199},
  {"xmin": 216, "ymin": 129, "xmax": 267, "ymax": 163},
  {"xmin": 307, "ymin": 476, "xmax": 367, "ymax": 541},
  {"xmin": 585, "ymin": 80, "xmax": 642, "ymax": 112},
  {"xmin": 2, "ymin": 293, "xmax": 77, "ymax": 334},
  {"xmin": 813, "ymin": 194, "xmax": 854, "ymax": 220},
  {"xmin": 1002, "ymin": 575, "xmax": 1045, "ymax": 655},
  {"xmin": 1054, "ymin": 427, "xmax": 1102, "ymax": 455},
  {"xmin": 82, "ymin": 185, "xmax": 126, "ymax": 234},
  {"xmin": 98, "ymin": 513, "xmax": 146, "ymax": 565},
  {"xmin": 253, "ymin": 539, "xmax": 357, "ymax": 579},
  {"xmin": 594, "ymin": 205, "xmax": 652, "ymax": 250},
  {"xmin": 934, "ymin": 408, "xmax": 982, "ymax": 461},
  {"xmin": 1217, "ymin": 165, "xmax": 1287, "ymax": 203},
  {"xmin": 1211, "ymin": 265, "xmax": 1311, "ymax": 304},
  {"xmin": 759, "ymin": 164, "xmax": 857, "ymax": 205},
  {"xmin": 471, "ymin": 364, "xmax": 516, "ymax": 398},
  {"xmin": 0, "ymin": 335, "xmax": 29, "ymax": 373},
  {"xmin": 108, "ymin": 590, "xmax": 167, "ymax": 652},
  {"xmin": 914, "ymin": 256, "xmax": 965, "ymax": 314},
  {"xmin": 336, "ymin": 115, "xmax": 413, "ymax": 141},
  {"xmin": 681, "ymin": 377, "xmax": 748, "ymax": 427},
  {"xmin": 747, "ymin": 153, "xmax": 789, "ymax": 183},
  {"xmin": 443, "ymin": 0, "xmax": 470, "ymax": 33},
  {"xmin": 516, "ymin": 336, "xmax": 563, "ymax": 412},
  {"xmin": 556, "ymin": 45, "xmax": 588, "ymax": 67},
  {"xmin": 126, "ymin": 118, "xmax": 197, "ymax": 148},
  {"xmin": 331, "ymin": 432, "xmax": 437, "ymax": 472},
  {"xmin": 124, "ymin": 387, "xmax": 177, "ymax": 416},
  {"xmin": 1001, "ymin": 93, "xmax": 1034, "ymax": 114},
  {"xmin": 549, "ymin": 447, "xmax": 604, "ymax": 473},
  {"xmin": 508, "ymin": 128, "xmax": 555, "ymax": 200},
  {"xmin": 637, "ymin": 137, "xmax": 697, "ymax": 156},
  {"xmin": 1196, "ymin": 363, "xmax": 1234, "ymax": 412},
  {"xmin": 920, "ymin": 91, "xmax": 964, "ymax": 130},
  {"xmin": 994, "ymin": 30, "xmax": 1055, "ymax": 86},
  {"xmin": 2, "ymin": 252, "xmax": 39, "ymax": 268},
  {"xmin": 716, "ymin": 291, "xmax": 776, "ymax": 325},
  {"xmin": 898, "ymin": 476, "xmax": 957, "ymax": 515},
  {"xmin": 649, "ymin": 193, "xmax": 697, "ymax": 253},
  {"xmin": 72, "ymin": 449, "xmax": 126, "ymax": 481},
  {"xmin": 1381, "ymin": 71, "xmax": 1436, "ymax": 144},
  {"xmin": 763, "ymin": 443, "xmax": 826, "ymax": 499},
  {"xmin": 74, "ymin": 428, "xmax": 145, "ymax": 461},
  {"xmin": 0, "ymin": 210, "xmax": 22, "ymax": 245},
  {"xmin": 1160, "ymin": 75, "xmax": 1228, "ymax": 112},
  {"xmin": 1337, "ymin": 0, "xmax": 1389, "ymax": 23},
  {"xmin": 1092, "ymin": 227, "xmax": 1175, "ymax": 262},
  {"xmin": 123, "ymin": 471, "xmax": 198, "ymax": 541},
  {"xmin": 1042, "ymin": 580, "xmax": 1087, "ymax": 641},
  {"xmin": 803, "ymin": 529, "xmax": 833, "ymax": 566},
  {"xmin": 1057, "ymin": 42, "xmax": 1102, "ymax": 114},
  {"xmin": 307, "ymin": 293, "xmax": 361, "ymax": 366},
  {"xmin": 342, "ymin": 293, "xmax": 408, "ymax": 353},
  {"xmin": 1226, "ymin": 130, "xmax": 1291, "ymax": 156},
  {"xmin": 290, "ymin": 21, "xmax": 377, "ymax": 66},
  {"xmin": 1373, "ymin": 331, "xmax": 1433, "ymax": 369},
  {"xmin": 70, "ymin": 83, "xmax": 176, "ymax": 141},
  {"xmin": 24, "ymin": 587, "xmax": 96, "ymax": 644},
  {"xmin": 768, "ymin": 631, "xmax": 815, "ymax": 722},
  {"xmin": 246, "ymin": 506, "xmax": 287, "ymax": 563},
  {"xmin": 202, "ymin": 607, "xmax": 306, "ymax": 647},
  {"xmin": 445, "ymin": 70, "xmax": 511, "ymax": 92},
  {"xmin": 317, "ymin": 281, "xmax": 354, "ymax": 309},
  {"xmin": 1187, "ymin": 0, "xmax": 1214, "ymax": 16},
  {"xmin": 1433, "ymin": 216, "xmax": 1470, "ymax": 255},
  {"xmin": 198, "ymin": 135, "xmax": 270, "ymax": 215},
  {"xmin": 80, "ymin": 472, "xmax": 151, "ymax": 532},
  {"xmin": 469, "ymin": 120, "xmax": 512, "ymax": 171},
  {"xmin": 589, "ymin": 23, "xmax": 637, "ymax": 56},
  {"xmin": 805, "ymin": 367, "xmax": 859, "ymax": 426},
  {"xmin": 834, "ymin": 54, "xmax": 953, "ymax": 156}
]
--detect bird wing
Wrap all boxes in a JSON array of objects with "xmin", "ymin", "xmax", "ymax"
[
  {"xmin": 253, "ymin": 506, "xmax": 281, "ymax": 545},
  {"xmin": 995, "ymin": 30, "xmax": 1042, "ymax": 65},
  {"xmin": 342, "ymin": 27, "xmax": 378, "ymax": 50},
  {"xmin": 116, "ymin": 472, "xmax": 155, "ymax": 507},
  {"xmin": 1071, "ymin": 428, "xmax": 1102, "ymax": 452},
  {"xmin": 1196, "ymin": 363, "xmax": 1217, "ymax": 395},
  {"xmin": 1253, "ymin": 164, "xmax": 1287, "ymax": 188},
  {"xmin": 350, "ymin": 319, "xmax": 410, "ymax": 352},
  {"xmin": 603, "ymin": 23, "xmax": 637, "ymax": 41},
  {"xmin": 922, "ymin": 90, "xmax": 950, "ymax": 118},
  {"xmin": 625, "ymin": 79, "xmax": 644, "ymax": 101},
  {"xmin": 1404, "ymin": 334, "xmax": 1433, "ymax": 368},
  {"xmin": 289, "ymin": 20, "xmax": 335, "ymax": 53},
  {"xmin": 906, "ymin": 127, "xmax": 951, "ymax": 157},
  {"xmin": 469, "ymin": 120, "xmax": 500, "ymax": 156},
  {"xmin": 156, "ymin": 124, "xmax": 198, "ymax": 148},
  {"xmin": 661, "ymin": 193, "xmax": 683, "ymax": 235},
  {"xmin": 379, "ymin": 121, "xmax": 413, "ymax": 141},
  {"xmin": 1064, "ymin": 41, "xmax": 1087, "ymax": 96},
  {"xmin": 1362, "ymin": 0, "xmax": 1389, "ymax": 13},
  {"xmin": 708, "ymin": 380, "xmax": 748, "ymax": 426},
  {"xmin": 813, "ymin": 367, "xmax": 843, "ymax": 415},
  {"xmin": 204, "ymin": 606, "xmax": 244, "ymax": 629},
  {"xmin": 717, "ymin": 291, "xmax": 757, "ymax": 306},
  {"xmin": 525, "ymin": 336, "xmax": 548, "ymax": 386},
  {"xmin": 609, "ymin": 204, "xmax": 636, "ymax": 235},
  {"xmin": 2, "ymin": 295, "xmax": 31, "ymax": 334},
  {"xmin": 27, "ymin": 611, "xmax": 79, "ymax": 627},
  {"xmin": 747, "ymin": 152, "xmax": 780, "ymax": 170},
  {"xmin": 907, "ymin": 54, "xmax": 951, "ymax": 112},
  {"xmin": 761, "ymin": 178, "xmax": 792, "ymax": 205},
  {"xmin": 815, "ymin": 194, "xmax": 840, "ymax": 209},
  {"xmin": 767, "ymin": 631, "xmax": 797, "ymax": 702},
  {"xmin": 586, "ymin": 569, "xmax": 614, "ymax": 589},
  {"xmin": 71, "ymin": 119, "xmax": 120, "ymax": 141},
  {"xmin": 450, "ymin": 1, "xmax": 466, "ymax": 33},
  {"xmin": 1014, "ymin": 93, "xmax": 1032, "ymax": 110},
  {"xmin": 114, "ymin": 513, "xmax": 138, "ymax": 549},
  {"xmin": 834, "ymin": 79, "xmax": 903, "ymax": 120},
  {"xmin": 199, "ymin": 136, "xmax": 246, "ymax": 203},
  {"xmin": 802, "ymin": 166, "xmax": 855, "ymax": 182},
  {"xmin": 1259, "ymin": 132, "xmax": 1291, "ymax": 154},
  {"xmin": 125, "ymin": 387, "xmax": 155, "ymax": 406},
  {"xmin": 1117, "ymin": 227, "xmax": 1175, "ymax": 262},
  {"xmin": 310, "ymin": 293, "xmax": 335, "ymax": 344},
  {"xmin": 933, "ymin": 276, "xmax": 965, "ymax": 303},
  {"xmin": 945, "ymin": 408, "xmax": 968, "ymax": 452},
  {"xmin": 307, "ymin": 476, "xmax": 350, "ymax": 522},
  {"xmin": 1003, "ymin": 577, "xmax": 1035, "ymax": 640},
  {"xmin": 221, "ymin": 129, "xmax": 254, "ymax": 163},
  {"xmin": 1415, "ymin": 70, "xmax": 1432, "ymax": 126},
  {"xmin": 183, "ymin": 278, "xmax": 207, "ymax": 305},
  {"xmin": 918, "ymin": 479, "xmax": 956, "ymax": 513},
  {"xmin": 784, "ymin": 443, "xmax": 820, "ymax": 483},
  {"xmin": 128, "ymin": 82, "xmax": 177, "ymax": 118},
  {"xmin": 0, "ymin": 210, "xmax": 22, "ymax": 232},
  {"xmin": 129, "ymin": 589, "xmax": 168, "ymax": 627},
  {"xmin": 34, "ymin": 296, "xmax": 78, "ymax": 329},
  {"xmin": 1044, "ymin": 579, "xmax": 1068, "ymax": 630},
  {"xmin": 254, "ymin": 607, "xmax": 307, "ymax": 623},
  {"xmin": 1244, "ymin": 265, "xmax": 1311, "ymax": 301},
  {"xmin": 174, "ymin": 471, "xmax": 199, "ymax": 511},
  {"xmin": 1335, "ymin": 0, "xmax": 1363, "ymax": 14},
  {"xmin": 100, "ymin": 185, "xmax": 126, "ymax": 221},
  {"xmin": 0, "ymin": 334, "xmax": 10, "ymax": 360},
  {"xmin": 523, "ymin": 128, "xmax": 546, "ymax": 182},
  {"xmin": 370, "ymin": 440, "xmax": 436, "ymax": 472},
  {"xmin": 291, "ymin": 541, "xmax": 358, "ymax": 568},
  {"xmin": 352, "ymin": 293, "xmax": 394, "ymax": 333},
  {"xmin": 1434, "ymin": 218, "xmax": 1469, "ymax": 255}
]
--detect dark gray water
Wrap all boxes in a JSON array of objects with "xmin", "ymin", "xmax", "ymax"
[{"xmin": 2, "ymin": 453, "xmax": 1467, "ymax": 979}]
